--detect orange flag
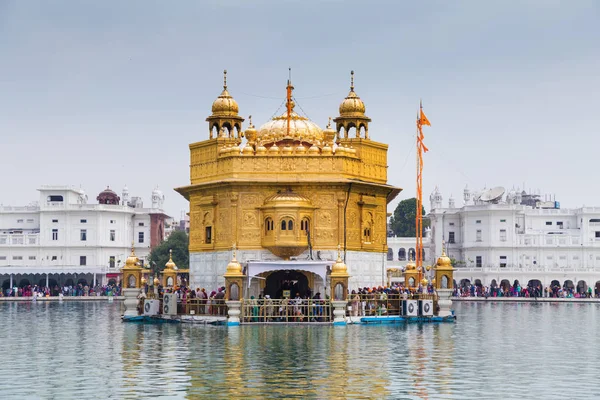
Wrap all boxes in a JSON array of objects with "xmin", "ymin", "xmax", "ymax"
[
  {"xmin": 419, "ymin": 109, "xmax": 431, "ymax": 127},
  {"xmin": 418, "ymin": 130, "xmax": 429, "ymax": 153}
]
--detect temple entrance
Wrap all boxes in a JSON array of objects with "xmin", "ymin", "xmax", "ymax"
[{"xmin": 264, "ymin": 270, "xmax": 310, "ymax": 299}]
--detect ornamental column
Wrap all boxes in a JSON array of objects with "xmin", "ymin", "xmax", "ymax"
[
  {"xmin": 224, "ymin": 244, "xmax": 245, "ymax": 326},
  {"xmin": 120, "ymin": 244, "xmax": 143, "ymax": 318},
  {"xmin": 330, "ymin": 245, "xmax": 350, "ymax": 325},
  {"xmin": 434, "ymin": 242, "xmax": 454, "ymax": 318}
]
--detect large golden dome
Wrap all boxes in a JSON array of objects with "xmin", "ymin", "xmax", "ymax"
[{"xmin": 257, "ymin": 102, "xmax": 323, "ymax": 147}]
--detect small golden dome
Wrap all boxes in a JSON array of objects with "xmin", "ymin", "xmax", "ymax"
[
  {"xmin": 421, "ymin": 278, "xmax": 428, "ymax": 286},
  {"xmin": 335, "ymin": 145, "xmax": 346, "ymax": 155},
  {"xmin": 153, "ymin": 277, "xmax": 160, "ymax": 286},
  {"xmin": 405, "ymin": 262, "xmax": 416, "ymax": 271},
  {"xmin": 436, "ymin": 247, "xmax": 452, "ymax": 268},
  {"xmin": 256, "ymin": 144, "xmax": 267, "ymax": 154},
  {"xmin": 282, "ymin": 145, "xmax": 293, "ymax": 155},
  {"xmin": 263, "ymin": 190, "xmax": 313, "ymax": 207},
  {"xmin": 141, "ymin": 277, "xmax": 147, "ymax": 285},
  {"xmin": 322, "ymin": 144, "xmax": 332, "ymax": 155},
  {"xmin": 124, "ymin": 244, "xmax": 139, "ymax": 268},
  {"xmin": 339, "ymin": 71, "xmax": 366, "ymax": 117},
  {"xmin": 268, "ymin": 144, "xmax": 280, "ymax": 154},
  {"xmin": 165, "ymin": 249, "xmax": 177, "ymax": 270},
  {"xmin": 210, "ymin": 70, "xmax": 239, "ymax": 117},
  {"xmin": 295, "ymin": 145, "xmax": 307, "ymax": 154},
  {"xmin": 230, "ymin": 144, "xmax": 241, "ymax": 155},
  {"xmin": 323, "ymin": 117, "xmax": 336, "ymax": 144},
  {"xmin": 242, "ymin": 144, "xmax": 254, "ymax": 155},
  {"xmin": 331, "ymin": 245, "xmax": 348, "ymax": 275},
  {"xmin": 308, "ymin": 144, "xmax": 320, "ymax": 154},
  {"xmin": 244, "ymin": 115, "xmax": 257, "ymax": 143},
  {"xmin": 225, "ymin": 244, "xmax": 243, "ymax": 276}
]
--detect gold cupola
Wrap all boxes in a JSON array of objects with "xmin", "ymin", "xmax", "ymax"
[
  {"xmin": 162, "ymin": 249, "xmax": 178, "ymax": 287},
  {"xmin": 206, "ymin": 70, "xmax": 245, "ymax": 140},
  {"xmin": 434, "ymin": 242, "xmax": 454, "ymax": 290},
  {"xmin": 256, "ymin": 77, "xmax": 323, "ymax": 149},
  {"xmin": 334, "ymin": 70, "xmax": 372, "ymax": 140},
  {"xmin": 121, "ymin": 243, "xmax": 142, "ymax": 289},
  {"xmin": 330, "ymin": 245, "xmax": 350, "ymax": 301}
]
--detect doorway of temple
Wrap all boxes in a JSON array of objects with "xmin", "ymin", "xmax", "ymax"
[{"xmin": 264, "ymin": 270, "xmax": 310, "ymax": 299}]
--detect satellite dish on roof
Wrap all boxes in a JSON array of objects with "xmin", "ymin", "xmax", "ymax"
[{"xmin": 479, "ymin": 186, "xmax": 505, "ymax": 203}]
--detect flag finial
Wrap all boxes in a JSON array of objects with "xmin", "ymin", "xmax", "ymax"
[
  {"xmin": 223, "ymin": 69, "xmax": 227, "ymax": 89},
  {"xmin": 350, "ymin": 70, "xmax": 355, "ymax": 91}
]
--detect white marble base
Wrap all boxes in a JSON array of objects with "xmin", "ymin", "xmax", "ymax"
[{"xmin": 189, "ymin": 249, "xmax": 386, "ymax": 295}]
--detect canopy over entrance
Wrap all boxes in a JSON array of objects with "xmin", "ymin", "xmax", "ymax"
[{"xmin": 246, "ymin": 260, "xmax": 333, "ymax": 288}]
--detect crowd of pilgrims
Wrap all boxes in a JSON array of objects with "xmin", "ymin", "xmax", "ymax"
[
  {"xmin": 455, "ymin": 282, "xmax": 598, "ymax": 298},
  {"xmin": 142, "ymin": 282, "xmax": 438, "ymax": 320},
  {"xmin": 1, "ymin": 283, "xmax": 121, "ymax": 298}
]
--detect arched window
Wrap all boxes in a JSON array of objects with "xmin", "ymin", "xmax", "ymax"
[
  {"xmin": 387, "ymin": 248, "xmax": 394, "ymax": 261},
  {"xmin": 288, "ymin": 220, "xmax": 293, "ymax": 231},
  {"xmin": 281, "ymin": 220, "xmax": 287, "ymax": 231},
  {"xmin": 265, "ymin": 217, "xmax": 273, "ymax": 234},
  {"xmin": 398, "ymin": 248, "xmax": 406, "ymax": 261},
  {"xmin": 408, "ymin": 248, "xmax": 416, "ymax": 261},
  {"xmin": 300, "ymin": 217, "xmax": 310, "ymax": 234}
]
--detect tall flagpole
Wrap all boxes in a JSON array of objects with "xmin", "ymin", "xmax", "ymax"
[{"xmin": 416, "ymin": 101, "xmax": 430, "ymax": 288}]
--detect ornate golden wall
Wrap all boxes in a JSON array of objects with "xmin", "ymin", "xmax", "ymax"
[{"xmin": 184, "ymin": 183, "xmax": 391, "ymax": 254}]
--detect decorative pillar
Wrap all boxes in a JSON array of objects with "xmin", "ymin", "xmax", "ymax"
[
  {"xmin": 403, "ymin": 262, "xmax": 419, "ymax": 291},
  {"xmin": 93, "ymin": 273, "xmax": 96, "ymax": 287},
  {"xmin": 224, "ymin": 244, "xmax": 245, "ymax": 326},
  {"xmin": 9, "ymin": 274, "xmax": 12, "ymax": 289},
  {"xmin": 434, "ymin": 242, "xmax": 454, "ymax": 318},
  {"xmin": 46, "ymin": 273, "xmax": 49, "ymax": 288},
  {"xmin": 120, "ymin": 244, "xmax": 143, "ymax": 318},
  {"xmin": 330, "ymin": 245, "xmax": 350, "ymax": 325},
  {"xmin": 162, "ymin": 249, "xmax": 178, "ymax": 288}
]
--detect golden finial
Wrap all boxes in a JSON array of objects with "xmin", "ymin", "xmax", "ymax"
[
  {"xmin": 169, "ymin": 248, "xmax": 173, "ymax": 259},
  {"xmin": 441, "ymin": 239, "xmax": 447, "ymax": 256},
  {"xmin": 223, "ymin": 69, "xmax": 227, "ymax": 89},
  {"xmin": 337, "ymin": 244, "xmax": 342, "ymax": 261},
  {"xmin": 327, "ymin": 117, "xmax": 332, "ymax": 129},
  {"xmin": 232, "ymin": 243, "xmax": 237, "ymax": 260},
  {"xmin": 130, "ymin": 241, "xmax": 135, "ymax": 256},
  {"xmin": 350, "ymin": 70, "xmax": 355, "ymax": 91},
  {"xmin": 248, "ymin": 115, "xmax": 253, "ymax": 128}
]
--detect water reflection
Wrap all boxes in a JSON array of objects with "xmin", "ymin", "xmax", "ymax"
[{"xmin": 0, "ymin": 301, "xmax": 599, "ymax": 398}]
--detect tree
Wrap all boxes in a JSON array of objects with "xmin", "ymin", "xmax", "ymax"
[
  {"xmin": 389, "ymin": 197, "xmax": 430, "ymax": 237},
  {"xmin": 149, "ymin": 230, "xmax": 189, "ymax": 274}
]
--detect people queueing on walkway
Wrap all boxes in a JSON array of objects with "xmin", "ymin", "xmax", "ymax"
[
  {"xmin": 453, "ymin": 281, "xmax": 598, "ymax": 299},
  {"xmin": 1, "ymin": 282, "xmax": 122, "ymax": 298}
]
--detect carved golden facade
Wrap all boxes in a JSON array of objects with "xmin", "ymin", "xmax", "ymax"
[{"xmin": 176, "ymin": 71, "xmax": 400, "ymax": 258}]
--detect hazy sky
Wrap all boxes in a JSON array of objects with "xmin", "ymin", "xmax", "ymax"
[{"xmin": 1, "ymin": 1, "xmax": 599, "ymax": 218}]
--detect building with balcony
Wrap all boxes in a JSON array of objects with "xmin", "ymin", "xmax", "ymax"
[
  {"xmin": 0, "ymin": 185, "xmax": 170, "ymax": 291},
  {"xmin": 427, "ymin": 185, "xmax": 600, "ymax": 295}
]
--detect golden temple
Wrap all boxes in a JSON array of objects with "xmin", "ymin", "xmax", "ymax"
[{"xmin": 176, "ymin": 70, "xmax": 401, "ymax": 296}]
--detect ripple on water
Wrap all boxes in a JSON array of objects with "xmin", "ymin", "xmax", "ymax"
[{"xmin": 0, "ymin": 301, "xmax": 599, "ymax": 399}]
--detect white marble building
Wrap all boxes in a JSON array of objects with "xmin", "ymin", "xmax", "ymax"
[
  {"xmin": 427, "ymin": 185, "xmax": 600, "ymax": 295},
  {"xmin": 0, "ymin": 185, "xmax": 170, "ymax": 291}
]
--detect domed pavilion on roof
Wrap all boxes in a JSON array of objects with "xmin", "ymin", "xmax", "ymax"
[{"xmin": 176, "ymin": 70, "xmax": 401, "ymax": 298}]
